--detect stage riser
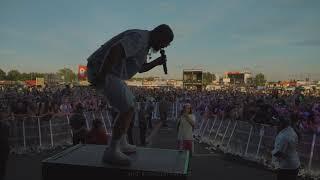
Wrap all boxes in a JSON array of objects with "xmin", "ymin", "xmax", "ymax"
[{"xmin": 42, "ymin": 144, "xmax": 189, "ymax": 179}]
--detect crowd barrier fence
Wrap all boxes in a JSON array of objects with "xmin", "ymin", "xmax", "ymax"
[
  {"xmin": 194, "ymin": 115, "xmax": 320, "ymax": 177},
  {"xmin": 4, "ymin": 101, "xmax": 181, "ymax": 153},
  {"xmin": 5, "ymin": 101, "xmax": 320, "ymax": 177}
]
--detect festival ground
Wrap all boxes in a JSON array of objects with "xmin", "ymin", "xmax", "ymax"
[{"xmin": 4, "ymin": 124, "xmax": 297, "ymax": 180}]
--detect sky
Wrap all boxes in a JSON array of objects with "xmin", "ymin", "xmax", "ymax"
[{"xmin": 0, "ymin": 0, "xmax": 320, "ymax": 81}]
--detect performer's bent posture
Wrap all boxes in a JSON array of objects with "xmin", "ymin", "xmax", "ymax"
[{"xmin": 87, "ymin": 24, "xmax": 174, "ymax": 165}]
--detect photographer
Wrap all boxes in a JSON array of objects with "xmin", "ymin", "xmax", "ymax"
[
  {"xmin": 86, "ymin": 119, "xmax": 109, "ymax": 145},
  {"xmin": 145, "ymin": 99, "xmax": 154, "ymax": 129},
  {"xmin": 69, "ymin": 103, "xmax": 88, "ymax": 145},
  {"xmin": 159, "ymin": 97, "xmax": 169, "ymax": 127},
  {"xmin": 272, "ymin": 116, "xmax": 300, "ymax": 180},
  {"xmin": 177, "ymin": 103, "xmax": 195, "ymax": 157}
]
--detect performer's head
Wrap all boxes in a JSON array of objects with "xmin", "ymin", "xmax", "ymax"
[{"xmin": 150, "ymin": 24, "xmax": 174, "ymax": 52}]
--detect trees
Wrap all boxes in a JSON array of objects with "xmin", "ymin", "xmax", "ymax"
[
  {"xmin": 19, "ymin": 72, "xmax": 46, "ymax": 81},
  {"xmin": 57, "ymin": 68, "xmax": 76, "ymax": 83},
  {"xmin": 20, "ymin": 73, "xmax": 30, "ymax": 81},
  {"xmin": 0, "ymin": 68, "xmax": 6, "ymax": 80},
  {"xmin": 203, "ymin": 72, "xmax": 216, "ymax": 86},
  {"xmin": 0, "ymin": 68, "xmax": 77, "ymax": 83},
  {"xmin": 254, "ymin": 73, "xmax": 267, "ymax": 86},
  {"xmin": 0, "ymin": 68, "xmax": 75, "ymax": 82},
  {"xmin": 6, "ymin": 70, "xmax": 21, "ymax": 81}
]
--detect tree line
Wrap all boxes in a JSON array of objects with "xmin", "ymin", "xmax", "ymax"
[
  {"xmin": 0, "ymin": 68, "xmax": 77, "ymax": 82},
  {"xmin": 0, "ymin": 68, "xmax": 266, "ymax": 86}
]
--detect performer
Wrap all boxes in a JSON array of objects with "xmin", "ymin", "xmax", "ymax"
[{"xmin": 87, "ymin": 24, "xmax": 174, "ymax": 165}]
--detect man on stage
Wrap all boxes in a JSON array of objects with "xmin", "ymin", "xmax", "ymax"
[{"xmin": 87, "ymin": 24, "xmax": 174, "ymax": 166}]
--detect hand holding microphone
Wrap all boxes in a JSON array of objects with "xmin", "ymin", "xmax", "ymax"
[{"xmin": 160, "ymin": 49, "xmax": 168, "ymax": 74}]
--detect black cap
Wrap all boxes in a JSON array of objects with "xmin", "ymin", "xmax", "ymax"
[{"xmin": 153, "ymin": 24, "xmax": 174, "ymax": 42}]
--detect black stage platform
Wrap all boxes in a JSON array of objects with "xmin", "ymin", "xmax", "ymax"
[{"xmin": 42, "ymin": 144, "xmax": 190, "ymax": 179}]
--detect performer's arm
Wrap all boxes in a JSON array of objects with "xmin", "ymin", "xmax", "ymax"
[
  {"xmin": 97, "ymin": 43, "xmax": 125, "ymax": 79},
  {"xmin": 139, "ymin": 56, "xmax": 166, "ymax": 73}
]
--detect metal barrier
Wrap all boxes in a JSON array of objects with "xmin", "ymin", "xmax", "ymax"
[
  {"xmin": 50, "ymin": 114, "xmax": 72, "ymax": 147},
  {"xmin": 7, "ymin": 114, "xmax": 71, "ymax": 153},
  {"xmin": 195, "ymin": 115, "xmax": 320, "ymax": 178},
  {"xmin": 5, "ymin": 101, "xmax": 320, "ymax": 177},
  {"xmin": 5, "ymin": 101, "xmax": 181, "ymax": 153},
  {"xmin": 7, "ymin": 115, "xmax": 25, "ymax": 152}
]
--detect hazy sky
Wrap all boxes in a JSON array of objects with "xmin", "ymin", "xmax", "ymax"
[{"xmin": 1, "ymin": 0, "xmax": 320, "ymax": 81}]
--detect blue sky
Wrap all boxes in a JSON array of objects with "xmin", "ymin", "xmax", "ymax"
[{"xmin": 0, "ymin": 0, "xmax": 320, "ymax": 81}]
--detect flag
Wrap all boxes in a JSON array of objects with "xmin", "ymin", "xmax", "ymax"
[{"xmin": 78, "ymin": 65, "xmax": 87, "ymax": 80}]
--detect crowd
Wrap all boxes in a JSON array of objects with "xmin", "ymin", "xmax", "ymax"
[
  {"xmin": 131, "ymin": 86, "xmax": 320, "ymax": 134},
  {"xmin": 1, "ymin": 85, "xmax": 320, "ymax": 180},
  {"xmin": 1, "ymin": 85, "xmax": 320, "ymax": 152},
  {"xmin": 1, "ymin": 85, "xmax": 320, "ymax": 134},
  {"xmin": 0, "ymin": 85, "xmax": 107, "ymax": 118}
]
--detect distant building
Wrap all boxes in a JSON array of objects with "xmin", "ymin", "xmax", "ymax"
[
  {"xmin": 182, "ymin": 69, "xmax": 203, "ymax": 90},
  {"xmin": 222, "ymin": 71, "xmax": 253, "ymax": 85},
  {"xmin": 44, "ymin": 73, "xmax": 62, "ymax": 85},
  {"xmin": 125, "ymin": 78, "xmax": 182, "ymax": 88},
  {"xmin": 223, "ymin": 72, "xmax": 243, "ymax": 85},
  {"xmin": 280, "ymin": 81, "xmax": 297, "ymax": 87},
  {"xmin": 296, "ymin": 80, "xmax": 314, "ymax": 87},
  {"xmin": 0, "ymin": 80, "xmax": 16, "ymax": 86},
  {"xmin": 125, "ymin": 80, "xmax": 143, "ymax": 87},
  {"xmin": 244, "ymin": 72, "xmax": 253, "ymax": 84}
]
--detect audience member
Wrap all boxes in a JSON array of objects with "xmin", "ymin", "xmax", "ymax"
[{"xmin": 86, "ymin": 119, "xmax": 109, "ymax": 145}]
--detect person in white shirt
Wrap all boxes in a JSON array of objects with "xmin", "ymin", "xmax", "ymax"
[
  {"xmin": 177, "ymin": 103, "xmax": 195, "ymax": 156},
  {"xmin": 272, "ymin": 116, "xmax": 300, "ymax": 180},
  {"xmin": 87, "ymin": 24, "xmax": 174, "ymax": 166}
]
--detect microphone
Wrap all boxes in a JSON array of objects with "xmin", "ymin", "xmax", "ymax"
[{"xmin": 160, "ymin": 49, "xmax": 168, "ymax": 74}]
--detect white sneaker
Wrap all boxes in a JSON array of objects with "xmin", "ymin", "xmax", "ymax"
[
  {"xmin": 120, "ymin": 135, "xmax": 137, "ymax": 154},
  {"xmin": 102, "ymin": 148, "xmax": 131, "ymax": 166}
]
